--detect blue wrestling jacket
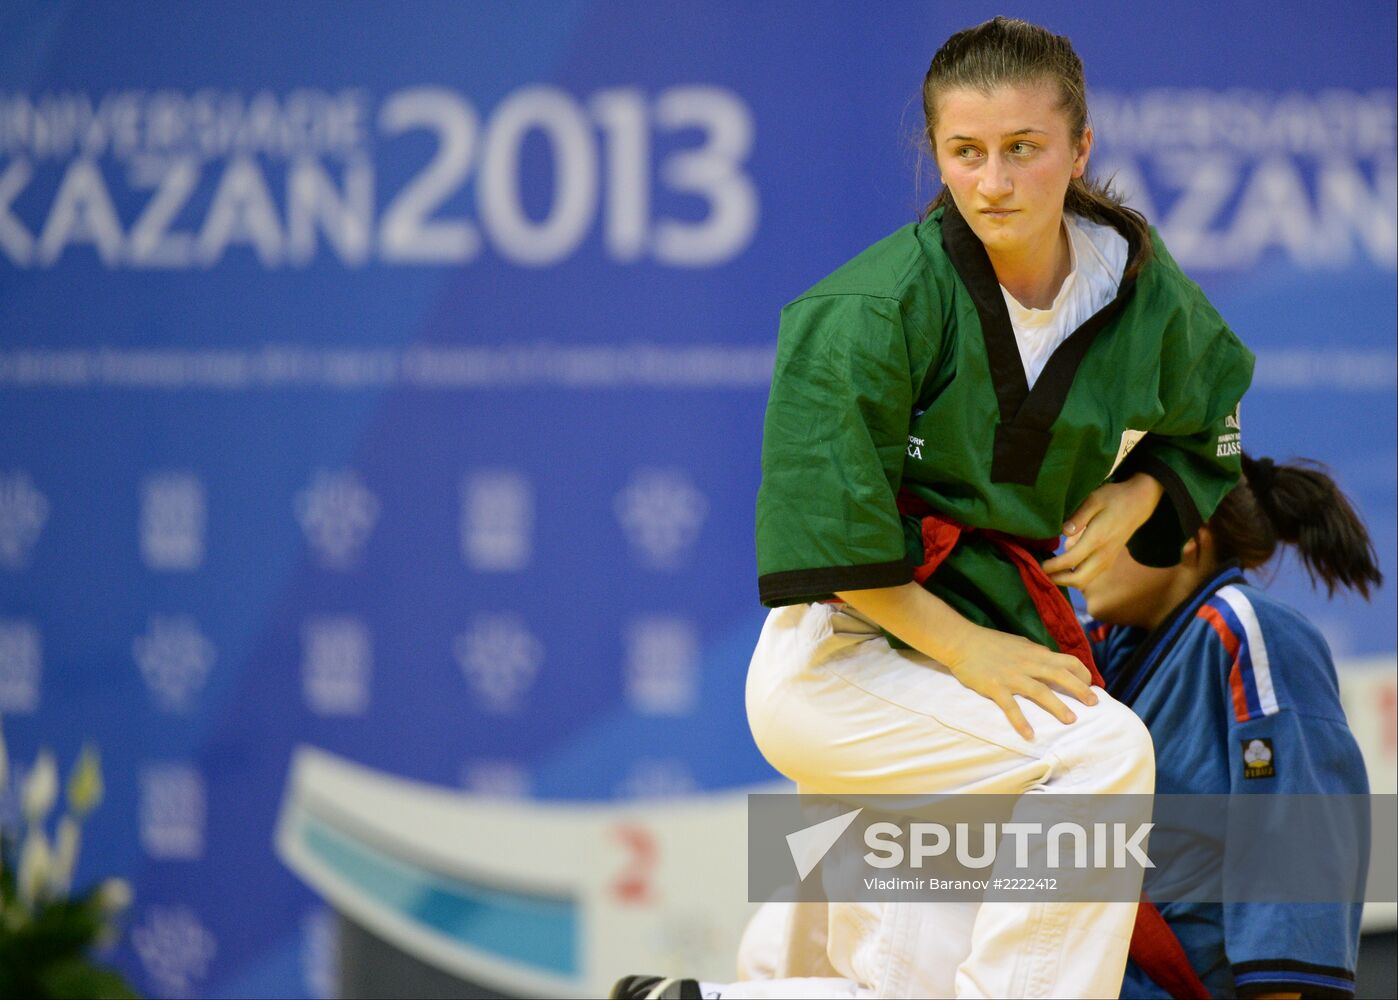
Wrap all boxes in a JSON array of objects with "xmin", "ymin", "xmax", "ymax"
[{"xmin": 1089, "ymin": 563, "xmax": 1368, "ymax": 999}]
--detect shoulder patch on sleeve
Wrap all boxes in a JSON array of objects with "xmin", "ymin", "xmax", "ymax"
[
  {"xmin": 1240, "ymin": 737, "xmax": 1276, "ymax": 779},
  {"xmin": 1195, "ymin": 585, "xmax": 1280, "ymax": 722}
]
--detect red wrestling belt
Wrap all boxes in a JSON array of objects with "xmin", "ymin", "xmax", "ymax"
[
  {"xmin": 896, "ymin": 492, "xmax": 1104, "ymax": 687},
  {"xmin": 1131, "ymin": 893, "xmax": 1212, "ymax": 999},
  {"xmin": 899, "ymin": 493, "xmax": 1205, "ymax": 998}
]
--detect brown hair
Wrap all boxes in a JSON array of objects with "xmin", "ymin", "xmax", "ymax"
[
  {"xmin": 920, "ymin": 16, "xmax": 1153, "ymax": 274},
  {"xmin": 1210, "ymin": 454, "xmax": 1383, "ymax": 598}
]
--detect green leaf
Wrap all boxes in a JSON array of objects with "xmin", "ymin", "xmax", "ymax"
[
  {"xmin": 0, "ymin": 833, "xmax": 19, "ymax": 901},
  {"xmin": 36, "ymin": 957, "xmax": 141, "ymax": 999}
]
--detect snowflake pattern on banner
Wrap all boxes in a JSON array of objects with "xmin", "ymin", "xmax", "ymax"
[
  {"xmin": 615, "ymin": 758, "xmax": 697, "ymax": 800},
  {"xmin": 0, "ymin": 619, "xmax": 41, "ymax": 713},
  {"xmin": 132, "ymin": 905, "xmax": 217, "ymax": 998},
  {"xmin": 453, "ymin": 614, "xmax": 544, "ymax": 714},
  {"xmin": 460, "ymin": 759, "xmax": 532, "ymax": 799},
  {"xmin": 614, "ymin": 468, "xmax": 708, "ymax": 570},
  {"xmin": 0, "ymin": 471, "xmax": 48, "ymax": 570},
  {"xmin": 133, "ymin": 615, "xmax": 215, "ymax": 714},
  {"xmin": 295, "ymin": 469, "xmax": 380, "ymax": 570}
]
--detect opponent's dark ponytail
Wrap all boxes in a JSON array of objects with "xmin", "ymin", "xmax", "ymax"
[{"xmin": 1209, "ymin": 454, "xmax": 1383, "ymax": 598}]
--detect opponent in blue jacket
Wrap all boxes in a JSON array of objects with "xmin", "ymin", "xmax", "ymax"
[{"xmin": 1081, "ymin": 453, "xmax": 1383, "ymax": 999}]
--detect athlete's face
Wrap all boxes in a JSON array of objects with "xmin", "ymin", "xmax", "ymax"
[
  {"xmin": 1079, "ymin": 544, "xmax": 1184, "ymax": 631},
  {"xmin": 931, "ymin": 81, "xmax": 1091, "ymax": 261}
]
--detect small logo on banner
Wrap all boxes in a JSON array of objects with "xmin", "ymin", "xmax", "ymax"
[
  {"xmin": 460, "ymin": 470, "xmax": 533, "ymax": 571},
  {"xmin": 614, "ymin": 468, "xmax": 708, "ymax": 570},
  {"xmin": 0, "ymin": 471, "xmax": 49, "ymax": 569},
  {"xmin": 139, "ymin": 763, "xmax": 206, "ymax": 859},
  {"xmin": 132, "ymin": 905, "xmax": 217, "ymax": 999},
  {"xmin": 133, "ymin": 615, "xmax": 215, "ymax": 714},
  {"xmin": 295, "ymin": 469, "xmax": 380, "ymax": 569},
  {"xmin": 301, "ymin": 616, "xmax": 371, "ymax": 716},
  {"xmin": 140, "ymin": 472, "xmax": 207, "ymax": 571},
  {"xmin": 1241, "ymin": 737, "xmax": 1276, "ymax": 779},
  {"xmin": 0, "ymin": 619, "xmax": 41, "ymax": 713},
  {"xmin": 460, "ymin": 759, "xmax": 532, "ymax": 799},
  {"xmin": 624, "ymin": 617, "xmax": 699, "ymax": 716},
  {"xmin": 454, "ymin": 614, "xmax": 543, "ymax": 713}
]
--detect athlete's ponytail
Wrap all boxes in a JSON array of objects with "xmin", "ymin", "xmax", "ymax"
[{"xmin": 1209, "ymin": 454, "xmax": 1383, "ymax": 598}]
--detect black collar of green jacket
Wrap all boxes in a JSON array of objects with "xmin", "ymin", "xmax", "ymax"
[{"xmin": 936, "ymin": 200, "xmax": 1144, "ymax": 487}]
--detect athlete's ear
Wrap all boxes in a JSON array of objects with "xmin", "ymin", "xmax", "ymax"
[
  {"xmin": 1185, "ymin": 528, "xmax": 1217, "ymax": 567},
  {"xmin": 1071, "ymin": 126, "xmax": 1092, "ymax": 179}
]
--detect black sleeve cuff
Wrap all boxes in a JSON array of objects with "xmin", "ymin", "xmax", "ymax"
[
  {"xmin": 1232, "ymin": 959, "xmax": 1356, "ymax": 999},
  {"xmin": 1117, "ymin": 451, "xmax": 1201, "ymax": 568},
  {"xmin": 758, "ymin": 560, "xmax": 913, "ymax": 607}
]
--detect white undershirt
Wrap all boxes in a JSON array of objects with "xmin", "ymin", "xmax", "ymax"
[{"xmin": 1000, "ymin": 214, "xmax": 1129, "ymax": 389}]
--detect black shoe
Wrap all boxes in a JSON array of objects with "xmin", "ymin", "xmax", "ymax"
[{"xmin": 608, "ymin": 974, "xmax": 703, "ymax": 999}]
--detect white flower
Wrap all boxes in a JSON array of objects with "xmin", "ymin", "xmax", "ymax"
[
  {"xmin": 98, "ymin": 877, "xmax": 133, "ymax": 912},
  {"xmin": 67, "ymin": 744, "xmax": 103, "ymax": 818},
  {"xmin": 50, "ymin": 815, "xmax": 80, "ymax": 896},
  {"xmin": 17, "ymin": 827, "xmax": 51, "ymax": 904},
  {"xmin": 22, "ymin": 750, "xmax": 57, "ymax": 825},
  {"xmin": 93, "ymin": 878, "xmax": 134, "ymax": 951}
]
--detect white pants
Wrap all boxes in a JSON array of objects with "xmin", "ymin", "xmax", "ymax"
[{"xmin": 723, "ymin": 602, "xmax": 1154, "ymax": 999}]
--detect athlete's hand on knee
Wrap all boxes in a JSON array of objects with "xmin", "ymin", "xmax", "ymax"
[
  {"xmin": 942, "ymin": 626, "xmax": 1098, "ymax": 740},
  {"xmin": 834, "ymin": 584, "xmax": 1095, "ymax": 739},
  {"xmin": 1044, "ymin": 473, "xmax": 1164, "ymax": 588}
]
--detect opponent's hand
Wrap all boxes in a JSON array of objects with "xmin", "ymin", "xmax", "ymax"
[
  {"xmin": 940, "ymin": 625, "xmax": 1098, "ymax": 740},
  {"xmin": 1043, "ymin": 474, "xmax": 1164, "ymax": 588}
]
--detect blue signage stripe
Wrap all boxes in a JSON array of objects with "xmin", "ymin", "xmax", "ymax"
[{"xmin": 301, "ymin": 813, "xmax": 579, "ymax": 975}]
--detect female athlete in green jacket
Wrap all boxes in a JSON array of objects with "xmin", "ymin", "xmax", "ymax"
[{"xmin": 613, "ymin": 16, "xmax": 1254, "ymax": 1000}]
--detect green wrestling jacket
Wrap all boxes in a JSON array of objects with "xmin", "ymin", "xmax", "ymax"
[{"xmin": 755, "ymin": 202, "xmax": 1255, "ymax": 654}]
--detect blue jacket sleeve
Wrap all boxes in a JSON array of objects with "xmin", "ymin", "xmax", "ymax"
[{"xmin": 1217, "ymin": 597, "xmax": 1368, "ymax": 998}]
